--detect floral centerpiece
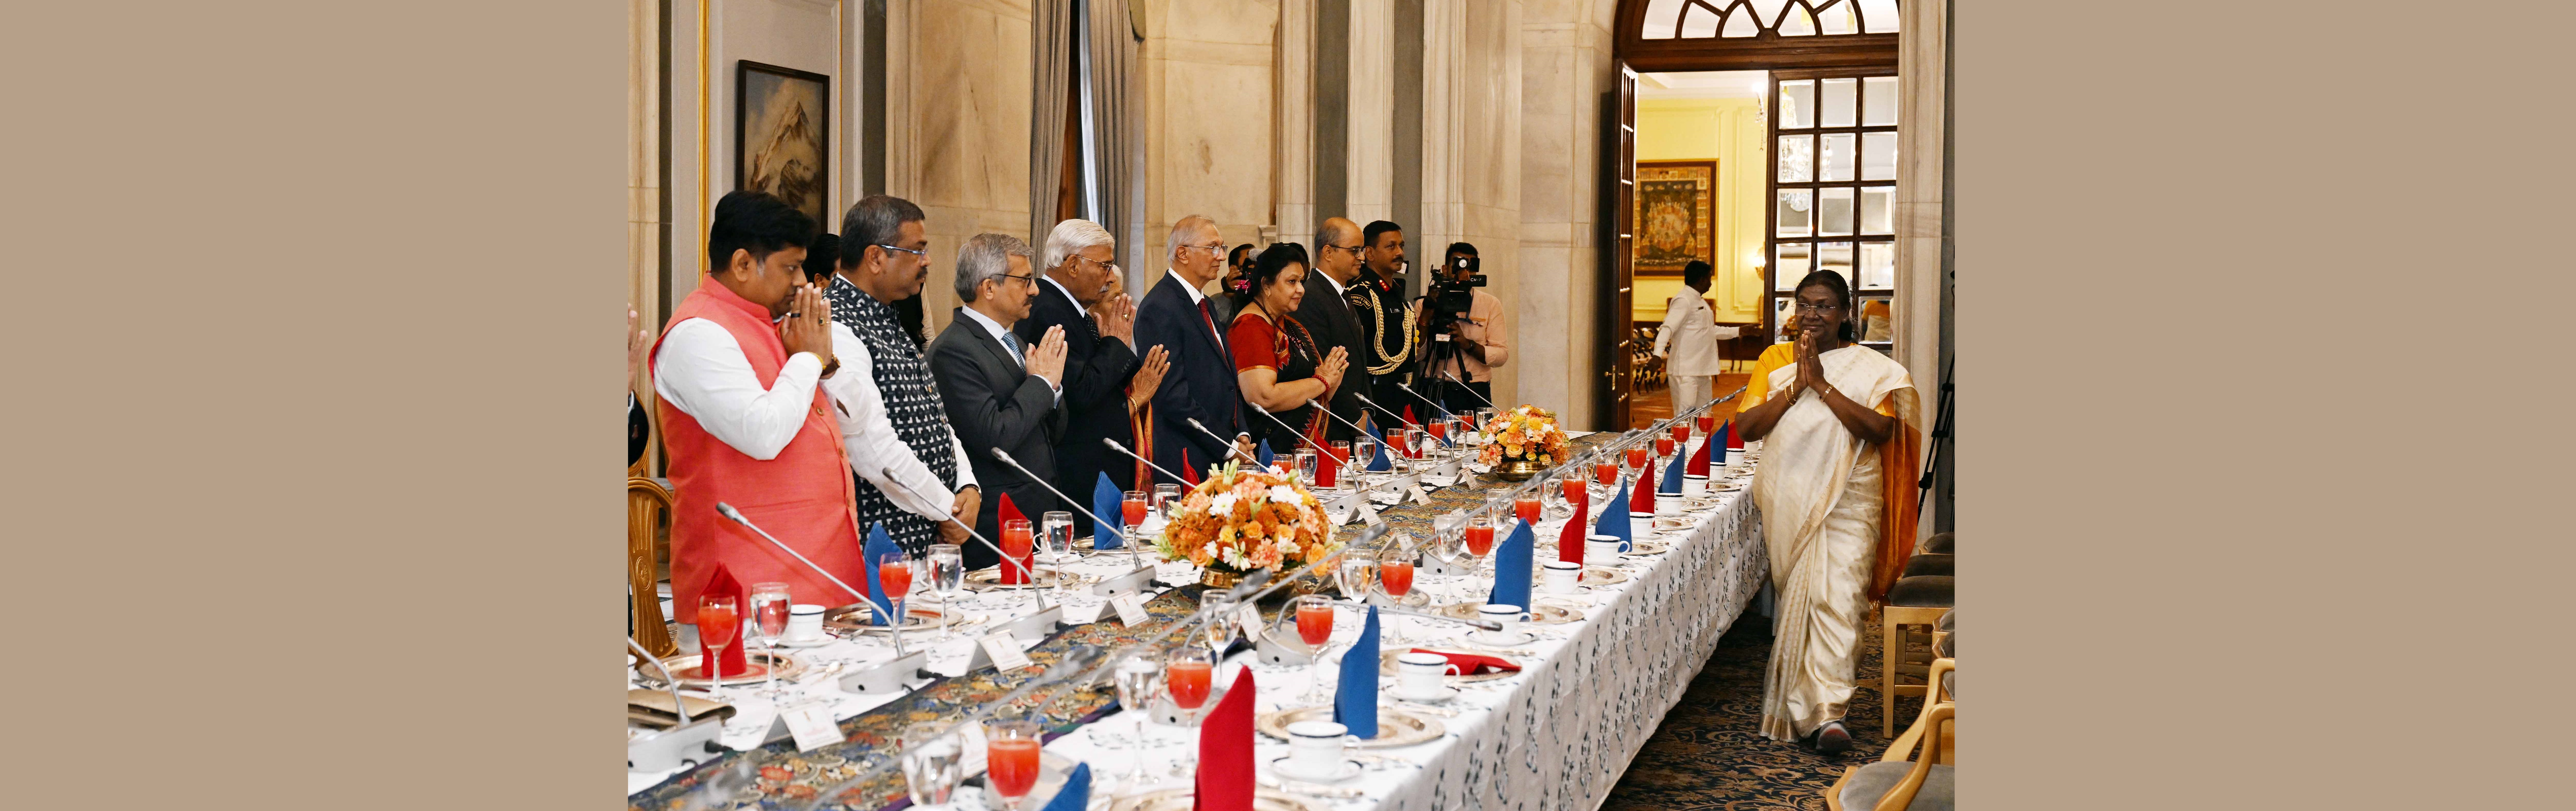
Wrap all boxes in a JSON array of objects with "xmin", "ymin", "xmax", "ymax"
[
  {"xmin": 1478, "ymin": 405, "xmax": 1570, "ymax": 481},
  {"xmin": 1153, "ymin": 462, "xmax": 1340, "ymax": 587}
]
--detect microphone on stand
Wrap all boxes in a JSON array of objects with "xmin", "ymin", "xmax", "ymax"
[
  {"xmin": 1247, "ymin": 404, "xmax": 1331, "ymax": 457},
  {"xmin": 1101, "ymin": 437, "xmax": 1190, "ymax": 486},
  {"xmin": 873, "ymin": 468, "xmax": 1049, "ymax": 618},
  {"xmin": 1437, "ymin": 370, "xmax": 1499, "ymax": 409},
  {"xmin": 715, "ymin": 501, "xmax": 896, "ymax": 656},
  {"xmin": 1183, "ymin": 418, "xmax": 1262, "ymax": 466},
  {"xmin": 986, "ymin": 448, "xmax": 1146, "ymax": 573},
  {"xmin": 1378, "ymin": 385, "xmax": 1457, "ymax": 423},
  {"xmin": 1354, "ymin": 393, "xmax": 1431, "ymax": 432}
]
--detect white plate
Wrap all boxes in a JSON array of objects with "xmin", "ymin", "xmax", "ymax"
[
  {"xmin": 774, "ymin": 636, "xmax": 837, "ymax": 649},
  {"xmin": 1388, "ymin": 685, "xmax": 1459, "ymax": 703},
  {"xmin": 1269, "ymin": 755, "xmax": 1365, "ymax": 784},
  {"xmin": 1468, "ymin": 630, "xmax": 1535, "ymax": 646}
]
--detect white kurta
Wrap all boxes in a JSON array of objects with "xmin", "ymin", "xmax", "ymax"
[{"xmin": 1748, "ymin": 344, "xmax": 1915, "ymax": 740}]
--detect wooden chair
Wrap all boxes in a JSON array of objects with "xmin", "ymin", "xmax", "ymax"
[
  {"xmin": 1883, "ymin": 657, "xmax": 1955, "ymax": 768},
  {"xmin": 1826, "ymin": 698, "xmax": 1954, "ymax": 811},
  {"xmin": 1879, "ymin": 575, "xmax": 1954, "ymax": 737},
  {"xmin": 629, "ymin": 476, "xmax": 676, "ymax": 657}
]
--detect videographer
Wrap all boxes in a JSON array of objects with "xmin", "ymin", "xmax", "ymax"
[{"xmin": 1410, "ymin": 242, "xmax": 1508, "ymax": 416}]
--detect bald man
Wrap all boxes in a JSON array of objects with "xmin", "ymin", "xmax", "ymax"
[{"xmin": 1294, "ymin": 217, "xmax": 1371, "ymax": 441}]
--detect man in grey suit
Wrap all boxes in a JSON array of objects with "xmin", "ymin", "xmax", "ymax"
[
  {"xmin": 1293, "ymin": 217, "xmax": 1372, "ymax": 441},
  {"xmin": 924, "ymin": 233, "xmax": 1069, "ymax": 570}
]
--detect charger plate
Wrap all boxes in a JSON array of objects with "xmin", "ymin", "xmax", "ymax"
[
  {"xmin": 1434, "ymin": 601, "xmax": 1583, "ymax": 625},
  {"xmin": 1255, "ymin": 705, "xmax": 1445, "ymax": 748},
  {"xmin": 1378, "ymin": 648, "xmax": 1520, "ymax": 684},
  {"xmin": 965, "ymin": 566, "xmax": 1094, "ymax": 591},
  {"xmin": 1111, "ymin": 788, "xmax": 1320, "ymax": 811},
  {"xmin": 635, "ymin": 650, "xmax": 807, "ymax": 689},
  {"xmin": 822, "ymin": 602, "xmax": 952, "ymax": 634}
]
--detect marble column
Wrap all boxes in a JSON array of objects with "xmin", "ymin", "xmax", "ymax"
[
  {"xmin": 1514, "ymin": 0, "xmax": 1615, "ymax": 428},
  {"xmin": 1345, "ymin": 0, "xmax": 1393, "ymax": 224},
  {"xmin": 1275, "ymin": 0, "xmax": 1316, "ymax": 249},
  {"xmin": 1894, "ymin": 0, "xmax": 1945, "ymax": 405},
  {"xmin": 1420, "ymin": 0, "xmax": 1523, "ymax": 406}
]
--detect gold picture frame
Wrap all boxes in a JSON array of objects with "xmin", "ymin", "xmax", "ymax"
[{"xmin": 1632, "ymin": 160, "xmax": 1717, "ymax": 278}]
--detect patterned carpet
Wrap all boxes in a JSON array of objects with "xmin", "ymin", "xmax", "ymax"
[{"xmin": 1602, "ymin": 614, "xmax": 1917, "ymax": 810}]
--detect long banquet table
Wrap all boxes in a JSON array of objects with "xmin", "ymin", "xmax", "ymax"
[{"xmin": 629, "ymin": 429, "xmax": 1768, "ymax": 811}]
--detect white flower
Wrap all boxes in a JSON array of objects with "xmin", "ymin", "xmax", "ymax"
[
  {"xmin": 1269, "ymin": 485, "xmax": 1300, "ymax": 503},
  {"xmin": 1210, "ymin": 492, "xmax": 1238, "ymax": 516}
]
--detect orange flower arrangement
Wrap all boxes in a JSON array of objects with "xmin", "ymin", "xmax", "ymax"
[
  {"xmin": 1152, "ymin": 462, "xmax": 1338, "ymax": 574},
  {"xmin": 1478, "ymin": 405, "xmax": 1569, "ymax": 467}
]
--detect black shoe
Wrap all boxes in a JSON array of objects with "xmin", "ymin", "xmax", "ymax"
[{"xmin": 1814, "ymin": 721, "xmax": 1852, "ymax": 755}]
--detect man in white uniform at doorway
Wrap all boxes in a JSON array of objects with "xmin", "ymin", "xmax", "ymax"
[{"xmin": 1654, "ymin": 260, "xmax": 1741, "ymax": 413}]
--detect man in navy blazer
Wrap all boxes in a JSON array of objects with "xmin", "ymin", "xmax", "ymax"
[
  {"xmin": 1133, "ymin": 215, "xmax": 1252, "ymax": 485},
  {"xmin": 1017, "ymin": 219, "xmax": 1170, "ymax": 535}
]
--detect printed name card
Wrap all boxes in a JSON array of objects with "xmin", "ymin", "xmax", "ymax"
[
  {"xmin": 1109, "ymin": 592, "xmax": 1151, "ymax": 626},
  {"xmin": 781, "ymin": 703, "xmax": 845, "ymax": 752},
  {"xmin": 958, "ymin": 721, "xmax": 989, "ymax": 774},
  {"xmin": 1237, "ymin": 605, "xmax": 1267, "ymax": 641},
  {"xmin": 979, "ymin": 630, "xmax": 1033, "ymax": 672}
]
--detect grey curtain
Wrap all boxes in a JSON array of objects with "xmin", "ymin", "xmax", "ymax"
[
  {"xmin": 1029, "ymin": 0, "xmax": 1076, "ymax": 249},
  {"xmin": 1086, "ymin": 0, "xmax": 1143, "ymax": 278}
]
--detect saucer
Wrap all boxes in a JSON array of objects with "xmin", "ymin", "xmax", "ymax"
[
  {"xmin": 775, "ymin": 636, "xmax": 837, "ymax": 649},
  {"xmin": 1389, "ymin": 684, "xmax": 1458, "ymax": 703},
  {"xmin": 1468, "ymin": 630, "xmax": 1534, "ymax": 646},
  {"xmin": 1269, "ymin": 755, "xmax": 1364, "ymax": 784}
]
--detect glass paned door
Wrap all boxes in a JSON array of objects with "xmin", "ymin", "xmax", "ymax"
[{"xmin": 1766, "ymin": 68, "xmax": 1898, "ymax": 347}]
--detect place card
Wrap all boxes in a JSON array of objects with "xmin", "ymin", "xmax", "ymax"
[
  {"xmin": 1407, "ymin": 483, "xmax": 1432, "ymax": 504},
  {"xmin": 781, "ymin": 702, "xmax": 845, "ymax": 752},
  {"xmin": 979, "ymin": 630, "xmax": 1033, "ymax": 673},
  {"xmin": 1236, "ymin": 605, "xmax": 1267, "ymax": 641},
  {"xmin": 1109, "ymin": 592, "xmax": 1150, "ymax": 626},
  {"xmin": 957, "ymin": 721, "xmax": 989, "ymax": 774},
  {"xmin": 720, "ymin": 702, "xmax": 777, "ymax": 750}
]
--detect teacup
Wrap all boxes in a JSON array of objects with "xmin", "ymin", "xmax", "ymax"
[
  {"xmin": 786, "ymin": 604, "xmax": 828, "ymax": 641},
  {"xmin": 1681, "ymin": 474, "xmax": 1708, "ymax": 497},
  {"xmin": 1654, "ymin": 493, "xmax": 1682, "ymax": 516},
  {"xmin": 1541, "ymin": 560, "xmax": 1583, "ymax": 594},
  {"xmin": 1477, "ymin": 603, "xmax": 1523, "ymax": 640},
  {"xmin": 1396, "ymin": 651, "xmax": 1460, "ymax": 698},
  {"xmin": 1586, "ymin": 534, "xmax": 1625, "ymax": 564},
  {"xmin": 1284, "ymin": 720, "xmax": 1352, "ymax": 777}
]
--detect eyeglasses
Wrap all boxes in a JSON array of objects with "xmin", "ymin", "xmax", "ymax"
[
  {"xmin": 999, "ymin": 273, "xmax": 1038, "ymax": 287},
  {"xmin": 1792, "ymin": 301, "xmax": 1844, "ymax": 313},
  {"xmin": 1072, "ymin": 254, "xmax": 1120, "ymax": 275},
  {"xmin": 873, "ymin": 244, "xmax": 929, "ymax": 259},
  {"xmin": 1180, "ymin": 243, "xmax": 1227, "ymax": 256},
  {"xmin": 1324, "ymin": 243, "xmax": 1364, "ymax": 256}
]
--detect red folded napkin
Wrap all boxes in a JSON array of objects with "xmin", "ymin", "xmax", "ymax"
[
  {"xmin": 998, "ymin": 493, "xmax": 1033, "ymax": 585},
  {"xmin": 1193, "ymin": 667, "xmax": 1257, "ymax": 811},
  {"xmin": 1686, "ymin": 427, "xmax": 1713, "ymax": 477},
  {"xmin": 1182, "ymin": 448, "xmax": 1203, "ymax": 487},
  {"xmin": 1315, "ymin": 444, "xmax": 1341, "ymax": 489},
  {"xmin": 1407, "ymin": 648, "xmax": 1522, "ymax": 674},
  {"xmin": 1630, "ymin": 466, "xmax": 1657, "ymax": 515},
  {"xmin": 1403, "ymin": 404, "xmax": 1418, "ymax": 428},
  {"xmin": 698, "ymin": 563, "xmax": 748, "ymax": 679},
  {"xmin": 1726, "ymin": 421, "xmax": 1743, "ymax": 451},
  {"xmin": 1557, "ymin": 487, "xmax": 1589, "ymax": 565}
]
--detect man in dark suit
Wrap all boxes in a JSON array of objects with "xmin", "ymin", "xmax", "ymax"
[
  {"xmin": 1295, "ymin": 216, "xmax": 1371, "ymax": 441},
  {"xmin": 1348, "ymin": 220, "xmax": 1415, "ymax": 430},
  {"xmin": 1134, "ymin": 215, "xmax": 1253, "ymax": 485},
  {"xmin": 1018, "ymin": 218, "xmax": 1171, "ymax": 536},
  {"xmin": 925, "ymin": 233, "xmax": 1069, "ymax": 570}
]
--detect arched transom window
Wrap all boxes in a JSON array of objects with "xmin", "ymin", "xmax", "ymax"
[{"xmin": 1637, "ymin": 0, "xmax": 1900, "ymax": 41}]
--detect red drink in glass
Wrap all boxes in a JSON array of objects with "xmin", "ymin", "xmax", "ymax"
[
  {"xmin": 1594, "ymin": 461, "xmax": 1618, "ymax": 486},
  {"xmin": 697, "ymin": 602, "xmax": 739, "ymax": 677},
  {"xmin": 1380, "ymin": 562, "xmax": 1414, "ymax": 597},
  {"xmin": 1167, "ymin": 661, "xmax": 1213, "ymax": 709},
  {"xmin": 1122, "ymin": 499, "xmax": 1147, "ymax": 527},
  {"xmin": 1464, "ymin": 525, "xmax": 1495, "ymax": 557},
  {"xmin": 1514, "ymin": 497, "xmax": 1541, "ymax": 525},
  {"xmin": 1003, "ymin": 527, "xmax": 1033, "ymax": 558},
  {"xmin": 1696, "ymin": 413, "xmax": 1717, "ymax": 435},
  {"xmin": 1655, "ymin": 437, "xmax": 1675, "ymax": 458},
  {"xmin": 879, "ymin": 561, "xmax": 912, "ymax": 600},
  {"xmin": 1563, "ymin": 479, "xmax": 1586, "ymax": 503},
  {"xmin": 986, "ymin": 738, "xmax": 1043, "ymax": 802},
  {"xmin": 1624, "ymin": 447, "xmax": 1649, "ymax": 470},
  {"xmin": 1672, "ymin": 424, "xmax": 1691, "ymax": 444},
  {"xmin": 1295, "ymin": 604, "xmax": 1335, "ymax": 647},
  {"xmin": 1426, "ymin": 421, "xmax": 1447, "ymax": 442}
]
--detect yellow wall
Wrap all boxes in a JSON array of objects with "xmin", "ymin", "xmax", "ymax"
[{"xmin": 1632, "ymin": 97, "xmax": 1768, "ymax": 325}]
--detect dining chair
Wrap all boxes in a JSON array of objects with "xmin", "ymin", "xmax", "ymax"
[
  {"xmin": 1879, "ymin": 574, "xmax": 1953, "ymax": 737},
  {"xmin": 1883, "ymin": 657, "xmax": 1954, "ymax": 768},
  {"xmin": 629, "ymin": 476, "xmax": 676, "ymax": 657},
  {"xmin": 1826, "ymin": 698, "xmax": 1954, "ymax": 811}
]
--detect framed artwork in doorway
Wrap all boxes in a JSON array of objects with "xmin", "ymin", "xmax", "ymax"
[
  {"xmin": 1632, "ymin": 160, "xmax": 1718, "ymax": 278},
  {"xmin": 735, "ymin": 61, "xmax": 830, "ymax": 228}
]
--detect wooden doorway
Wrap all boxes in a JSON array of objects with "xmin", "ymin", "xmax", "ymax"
[{"xmin": 1607, "ymin": 0, "xmax": 1901, "ymax": 428}]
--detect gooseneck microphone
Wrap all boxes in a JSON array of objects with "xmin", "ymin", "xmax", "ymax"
[
  {"xmin": 874, "ymin": 468, "xmax": 1048, "ymax": 617},
  {"xmin": 1184, "ymin": 417, "xmax": 1262, "ymax": 466},
  {"xmin": 1354, "ymin": 392, "xmax": 1432, "ymax": 431},
  {"xmin": 986, "ymin": 448, "xmax": 1146, "ymax": 571},
  {"xmin": 716, "ymin": 501, "xmax": 900, "ymax": 656},
  {"xmin": 1101, "ymin": 437, "xmax": 1189, "ymax": 486},
  {"xmin": 1437, "ymin": 370, "xmax": 1500, "ymax": 409}
]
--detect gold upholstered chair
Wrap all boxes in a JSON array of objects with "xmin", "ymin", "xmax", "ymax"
[{"xmin": 629, "ymin": 476, "xmax": 676, "ymax": 657}]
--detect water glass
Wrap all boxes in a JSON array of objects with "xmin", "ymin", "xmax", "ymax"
[
  {"xmin": 1111, "ymin": 655, "xmax": 1163, "ymax": 790},
  {"xmin": 1154, "ymin": 484, "xmax": 1184, "ymax": 522},
  {"xmin": 899, "ymin": 721, "xmax": 964, "ymax": 809},
  {"xmin": 1197, "ymin": 591, "xmax": 1239, "ymax": 662},
  {"xmin": 747, "ymin": 582, "xmax": 793, "ymax": 698},
  {"xmin": 1353, "ymin": 437, "xmax": 1379, "ymax": 475},
  {"xmin": 1294, "ymin": 449, "xmax": 1319, "ymax": 488},
  {"xmin": 928, "ymin": 543, "xmax": 965, "ymax": 639}
]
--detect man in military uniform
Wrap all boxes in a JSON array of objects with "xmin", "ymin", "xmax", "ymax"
[{"xmin": 1346, "ymin": 220, "xmax": 1414, "ymax": 432}]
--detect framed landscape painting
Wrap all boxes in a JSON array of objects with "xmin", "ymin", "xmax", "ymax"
[
  {"xmin": 735, "ymin": 61, "xmax": 830, "ymax": 228},
  {"xmin": 1632, "ymin": 160, "xmax": 1717, "ymax": 278}
]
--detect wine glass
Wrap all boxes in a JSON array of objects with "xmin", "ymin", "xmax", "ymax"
[
  {"xmin": 984, "ymin": 719, "xmax": 1045, "ymax": 810},
  {"xmin": 900, "ymin": 721, "xmax": 964, "ymax": 809},
  {"xmin": 694, "ymin": 595, "xmax": 740, "ymax": 690},
  {"xmin": 1336, "ymin": 556, "xmax": 1378, "ymax": 619},
  {"xmin": 1513, "ymin": 492, "xmax": 1543, "ymax": 528},
  {"xmin": 875, "ymin": 549, "xmax": 914, "ymax": 650},
  {"xmin": 1041, "ymin": 510, "xmax": 1074, "ymax": 597},
  {"xmin": 1001, "ymin": 518, "xmax": 1035, "ymax": 586},
  {"xmin": 1121, "ymin": 490, "xmax": 1150, "ymax": 545},
  {"xmin": 1112, "ymin": 654, "xmax": 1163, "ymax": 792},
  {"xmin": 747, "ymin": 582, "xmax": 793, "ymax": 699},
  {"xmin": 1293, "ymin": 449, "xmax": 1319, "ymax": 488},
  {"xmin": 1355, "ymin": 436, "xmax": 1380, "ymax": 479},
  {"xmin": 1542, "ymin": 472, "xmax": 1573, "ymax": 520},
  {"xmin": 1654, "ymin": 436, "xmax": 1677, "ymax": 461},
  {"xmin": 1403, "ymin": 427, "xmax": 1426, "ymax": 460},
  {"xmin": 1165, "ymin": 647, "xmax": 1215, "ymax": 777},
  {"xmin": 1376, "ymin": 540, "xmax": 1416, "ymax": 646},
  {"xmin": 1428, "ymin": 517, "xmax": 1468, "ymax": 606},
  {"xmin": 1623, "ymin": 445, "xmax": 1651, "ymax": 477},
  {"xmin": 1292, "ymin": 594, "xmax": 1339, "ymax": 705},
  {"xmin": 928, "ymin": 544, "xmax": 964, "ymax": 639},
  {"xmin": 1592, "ymin": 459, "xmax": 1620, "ymax": 502},
  {"xmin": 1463, "ymin": 514, "xmax": 1497, "ymax": 578},
  {"xmin": 1197, "ymin": 591, "xmax": 1238, "ymax": 664},
  {"xmin": 1153, "ymin": 484, "xmax": 1183, "ymax": 523}
]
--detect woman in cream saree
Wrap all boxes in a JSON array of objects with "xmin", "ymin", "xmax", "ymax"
[{"xmin": 1736, "ymin": 270, "xmax": 1922, "ymax": 753}]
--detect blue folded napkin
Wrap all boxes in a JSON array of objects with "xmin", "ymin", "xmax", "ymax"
[
  {"xmin": 1712, "ymin": 421, "xmax": 1731, "ymax": 466},
  {"xmin": 1595, "ymin": 481, "xmax": 1633, "ymax": 551},
  {"xmin": 1037, "ymin": 762, "xmax": 1091, "ymax": 811},
  {"xmin": 860, "ymin": 523, "xmax": 899, "ymax": 625},
  {"xmin": 1334, "ymin": 606, "xmax": 1381, "ymax": 737},
  {"xmin": 1659, "ymin": 449, "xmax": 1686, "ymax": 495},
  {"xmin": 1486, "ymin": 518, "xmax": 1536, "ymax": 612},
  {"xmin": 1366, "ymin": 427, "xmax": 1393, "ymax": 472},
  {"xmin": 1257, "ymin": 439, "xmax": 1276, "ymax": 469},
  {"xmin": 1091, "ymin": 472, "xmax": 1124, "ymax": 550}
]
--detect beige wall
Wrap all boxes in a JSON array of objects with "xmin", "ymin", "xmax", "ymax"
[
  {"xmin": 1517, "ymin": 0, "xmax": 1617, "ymax": 428},
  {"xmin": 1142, "ymin": 0, "xmax": 1280, "ymax": 279},
  {"xmin": 1632, "ymin": 96, "xmax": 1766, "ymax": 324},
  {"xmin": 902, "ymin": 0, "xmax": 1035, "ymax": 332}
]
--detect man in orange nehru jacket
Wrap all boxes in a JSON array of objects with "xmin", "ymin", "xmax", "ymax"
[{"xmin": 651, "ymin": 190, "xmax": 864, "ymax": 632}]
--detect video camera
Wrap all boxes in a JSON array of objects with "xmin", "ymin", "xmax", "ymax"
[{"xmin": 1426, "ymin": 255, "xmax": 1486, "ymax": 322}]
